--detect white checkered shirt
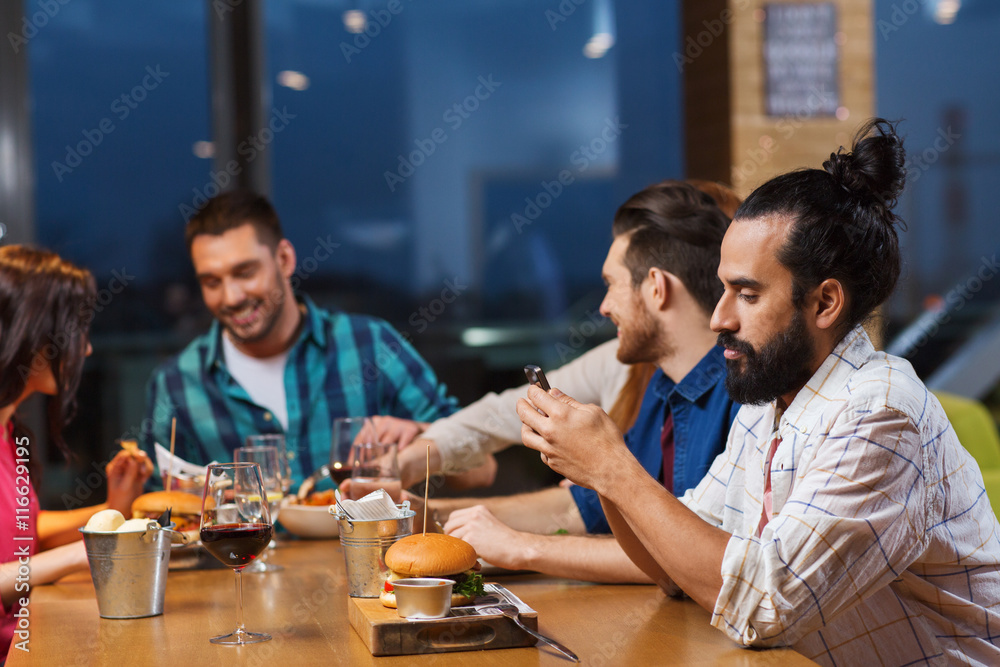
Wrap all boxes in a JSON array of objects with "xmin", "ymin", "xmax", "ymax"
[{"xmin": 680, "ymin": 327, "xmax": 1000, "ymax": 665}]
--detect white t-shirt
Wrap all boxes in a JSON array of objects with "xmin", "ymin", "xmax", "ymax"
[{"xmin": 222, "ymin": 333, "xmax": 290, "ymax": 431}]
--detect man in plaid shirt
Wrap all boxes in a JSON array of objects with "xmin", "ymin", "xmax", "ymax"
[
  {"xmin": 518, "ymin": 119, "xmax": 1000, "ymax": 665},
  {"xmin": 141, "ymin": 191, "xmax": 457, "ymax": 485}
]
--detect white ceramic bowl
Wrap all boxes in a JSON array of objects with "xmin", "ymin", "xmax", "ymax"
[{"xmin": 278, "ymin": 503, "xmax": 340, "ymax": 539}]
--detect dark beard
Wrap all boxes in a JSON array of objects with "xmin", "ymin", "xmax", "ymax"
[
  {"xmin": 617, "ymin": 305, "xmax": 673, "ymax": 365},
  {"xmin": 718, "ymin": 310, "xmax": 815, "ymax": 406}
]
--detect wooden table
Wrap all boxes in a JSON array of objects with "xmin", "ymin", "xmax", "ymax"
[{"xmin": 7, "ymin": 539, "xmax": 815, "ymax": 666}]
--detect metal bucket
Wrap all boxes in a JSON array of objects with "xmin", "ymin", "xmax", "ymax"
[
  {"xmin": 80, "ymin": 523, "xmax": 184, "ymax": 619},
  {"xmin": 335, "ymin": 508, "xmax": 415, "ymax": 597}
]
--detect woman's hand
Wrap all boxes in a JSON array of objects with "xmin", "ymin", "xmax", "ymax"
[{"xmin": 104, "ymin": 450, "xmax": 153, "ymax": 514}]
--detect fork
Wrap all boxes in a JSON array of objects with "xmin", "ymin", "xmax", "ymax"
[{"xmin": 493, "ymin": 603, "xmax": 580, "ymax": 663}]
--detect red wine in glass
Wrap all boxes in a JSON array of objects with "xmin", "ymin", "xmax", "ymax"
[
  {"xmin": 201, "ymin": 523, "xmax": 273, "ymax": 569},
  {"xmin": 329, "ymin": 465, "xmax": 353, "ymax": 484},
  {"xmin": 200, "ymin": 462, "xmax": 273, "ymax": 645}
]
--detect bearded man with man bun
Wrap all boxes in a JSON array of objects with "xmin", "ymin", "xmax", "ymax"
[{"xmin": 519, "ymin": 119, "xmax": 1000, "ymax": 665}]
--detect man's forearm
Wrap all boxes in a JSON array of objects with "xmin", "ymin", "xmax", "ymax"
[
  {"xmin": 509, "ymin": 533, "xmax": 652, "ymax": 584},
  {"xmin": 438, "ymin": 455, "xmax": 498, "ymax": 491},
  {"xmin": 399, "ymin": 441, "xmax": 496, "ymax": 491},
  {"xmin": 599, "ymin": 458, "xmax": 730, "ymax": 611},
  {"xmin": 399, "ymin": 439, "xmax": 444, "ymax": 488},
  {"xmin": 431, "ymin": 486, "xmax": 585, "ymax": 535},
  {"xmin": 600, "ymin": 495, "xmax": 676, "ymax": 591}
]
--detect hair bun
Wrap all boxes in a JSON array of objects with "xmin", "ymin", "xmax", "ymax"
[{"xmin": 823, "ymin": 118, "xmax": 906, "ymax": 213}]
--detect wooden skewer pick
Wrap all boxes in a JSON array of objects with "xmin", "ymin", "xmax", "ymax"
[
  {"xmin": 423, "ymin": 444, "xmax": 430, "ymax": 536},
  {"xmin": 165, "ymin": 418, "xmax": 177, "ymax": 491}
]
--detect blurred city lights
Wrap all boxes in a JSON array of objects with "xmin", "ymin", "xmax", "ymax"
[
  {"xmin": 343, "ymin": 9, "xmax": 366, "ymax": 34},
  {"xmin": 277, "ymin": 70, "xmax": 310, "ymax": 91}
]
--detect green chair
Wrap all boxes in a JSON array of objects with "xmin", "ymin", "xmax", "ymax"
[{"xmin": 934, "ymin": 391, "xmax": 1000, "ymax": 522}]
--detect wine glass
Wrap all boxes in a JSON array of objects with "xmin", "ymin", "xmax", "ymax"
[
  {"xmin": 234, "ymin": 445, "xmax": 284, "ymax": 573},
  {"xmin": 348, "ymin": 440, "xmax": 402, "ymax": 502},
  {"xmin": 199, "ymin": 462, "xmax": 273, "ymax": 645},
  {"xmin": 246, "ymin": 434, "xmax": 292, "ymax": 494},
  {"xmin": 330, "ymin": 417, "xmax": 376, "ymax": 486}
]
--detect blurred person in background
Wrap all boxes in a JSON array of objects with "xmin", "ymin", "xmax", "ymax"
[
  {"xmin": 140, "ymin": 191, "xmax": 459, "ymax": 486},
  {"xmin": 1, "ymin": 246, "xmax": 151, "ymax": 658}
]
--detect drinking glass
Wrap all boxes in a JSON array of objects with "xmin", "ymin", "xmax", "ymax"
[
  {"xmin": 246, "ymin": 434, "xmax": 292, "ymax": 494},
  {"xmin": 330, "ymin": 417, "xmax": 376, "ymax": 485},
  {"xmin": 199, "ymin": 462, "xmax": 273, "ymax": 645},
  {"xmin": 234, "ymin": 445, "xmax": 284, "ymax": 573},
  {"xmin": 348, "ymin": 441, "xmax": 402, "ymax": 502}
]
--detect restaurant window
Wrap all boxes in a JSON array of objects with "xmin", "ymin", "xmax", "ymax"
[
  {"xmin": 28, "ymin": 0, "xmax": 211, "ymax": 325},
  {"xmin": 262, "ymin": 0, "xmax": 684, "ymax": 387},
  {"xmin": 18, "ymin": 0, "xmax": 684, "ymax": 502},
  {"xmin": 23, "ymin": 0, "xmax": 212, "ymax": 499}
]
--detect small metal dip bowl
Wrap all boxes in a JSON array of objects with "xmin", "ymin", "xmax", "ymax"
[{"xmin": 392, "ymin": 578, "xmax": 455, "ymax": 619}]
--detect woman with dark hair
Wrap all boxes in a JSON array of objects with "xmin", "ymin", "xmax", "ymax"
[{"xmin": 0, "ymin": 246, "xmax": 151, "ymax": 658}]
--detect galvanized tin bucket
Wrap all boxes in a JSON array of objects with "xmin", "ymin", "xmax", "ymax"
[
  {"xmin": 80, "ymin": 523, "xmax": 186, "ymax": 619},
  {"xmin": 334, "ymin": 508, "xmax": 415, "ymax": 597}
]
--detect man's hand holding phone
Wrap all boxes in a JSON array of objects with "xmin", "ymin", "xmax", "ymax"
[{"xmin": 524, "ymin": 364, "xmax": 551, "ymax": 392}]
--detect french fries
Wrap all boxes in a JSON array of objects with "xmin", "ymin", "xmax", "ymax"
[{"xmin": 119, "ymin": 439, "xmax": 154, "ymax": 475}]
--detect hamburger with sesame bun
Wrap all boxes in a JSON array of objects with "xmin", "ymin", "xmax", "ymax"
[{"xmin": 380, "ymin": 533, "xmax": 485, "ymax": 608}]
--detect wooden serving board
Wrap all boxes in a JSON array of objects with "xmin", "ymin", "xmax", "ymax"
[{"xmin": 348, "ymin": 585, "xmax": 539, "ymax": 656}]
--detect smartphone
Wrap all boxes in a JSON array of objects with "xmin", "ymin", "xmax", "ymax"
[{"xmin": 524, "ymin": 365, "xmax": 551, "ymax": 392}]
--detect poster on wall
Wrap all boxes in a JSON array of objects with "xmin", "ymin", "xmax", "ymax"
[{"xmin": 764, "ymin": 3, "xmax": 839, "ymax": 117}]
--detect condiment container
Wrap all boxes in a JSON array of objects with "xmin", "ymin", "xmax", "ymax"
[{"xmin": 392, "ymin": 578, "xmax": 455, "ymax": 619}]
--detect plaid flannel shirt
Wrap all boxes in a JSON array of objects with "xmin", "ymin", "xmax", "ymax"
[
  {"xmin": 681, "ymin": 327, "xmax": 1000, "ymax": 665},
  {"xmin": 141, "ymin": 296, "xmax": 458, "ymax": 485}
]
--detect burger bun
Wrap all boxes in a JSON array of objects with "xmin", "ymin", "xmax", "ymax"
[
  {"xmin": 384, "ymin": 533, "xmax": 478, "ymax": 577},
  {"xmin": 131, "ymin": 490, "xmax": 202, "ymax": 517}
]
